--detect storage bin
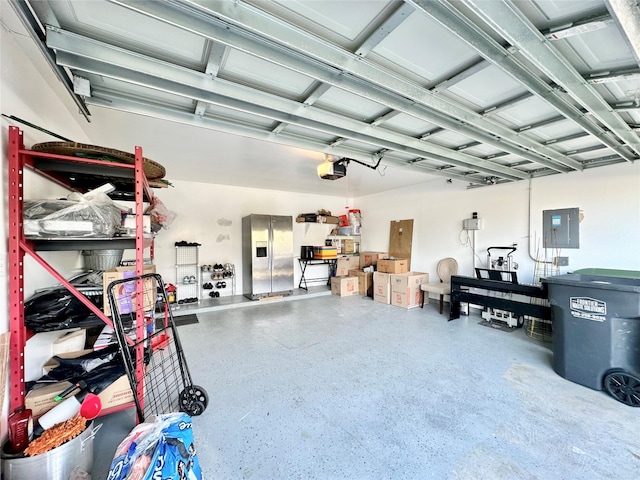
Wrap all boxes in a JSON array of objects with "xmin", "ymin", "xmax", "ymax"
[{"xmin": 82, "ymin": 249, "xmax": 123, "ymax": 271}]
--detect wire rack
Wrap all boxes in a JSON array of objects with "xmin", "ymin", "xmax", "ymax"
[{"xmin": 106, "ymin": 273, "xmax": 208, "ymax": 422}]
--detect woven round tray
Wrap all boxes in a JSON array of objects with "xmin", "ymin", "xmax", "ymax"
[{"xmin": 31, "ymin": 142, "xmax": 166, "ymax": 180}]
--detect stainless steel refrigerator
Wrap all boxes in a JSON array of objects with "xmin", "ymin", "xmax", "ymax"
[{"xmin": 242, "ymin": 214, "xmax": 294, "ymax": 300}]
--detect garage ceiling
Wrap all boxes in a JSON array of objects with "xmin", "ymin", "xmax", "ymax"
[{"xmin": 8, "ymin": 0, "xmax": 640, "ymax": 196}]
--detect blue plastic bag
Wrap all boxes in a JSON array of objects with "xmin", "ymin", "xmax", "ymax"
[{"xmin": 107, "ymin": 412, "xmax": 202, "ymax": 480}]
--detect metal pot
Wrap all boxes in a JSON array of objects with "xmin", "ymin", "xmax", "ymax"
[{"xmin": 1, "ymin": 422, "xmax": 101, "ymax": 480}]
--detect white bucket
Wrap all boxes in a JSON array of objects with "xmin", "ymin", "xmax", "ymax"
[{"xmin": 1, "ymin": 422, "xmax": 101, "ymax": 480}]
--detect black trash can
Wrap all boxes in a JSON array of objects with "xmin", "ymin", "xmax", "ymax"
[{"xmin": 542, "ymin": 273, "xmax": 640, "ymax": 407}]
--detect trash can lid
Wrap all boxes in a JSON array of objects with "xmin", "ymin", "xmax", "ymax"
[
  {"xmin": 571, "ymin": 268, "xmax": 640, "ymax": 279},
  {"xmin": 542, "ymin": 273, "xmax": 640, "ymax": 292}
]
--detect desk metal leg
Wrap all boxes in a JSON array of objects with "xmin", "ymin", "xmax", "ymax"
[
  {"xmin": 298, "ymin": 260, "xmax": 309, "ymax": 291},
  {"xmin": 327, "ymin": 259, "xmax": 337, "ymax": 286}
]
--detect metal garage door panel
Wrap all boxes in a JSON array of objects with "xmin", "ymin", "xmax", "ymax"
[
  {"xmin": 88, "ymin": 76, "xmax": 194, "ymax": 109},
  {"xmin": 280, "ymin": 125, "xmax": 341, "ymax": 144},
  {"xmin": 447, "ymin": 65, "xmax": 527, "ymax": 109},
  {"xmin": 314, "ymin": 88, "xmax": 388, "ymax": 120},
  {"xmin": 40, "ymin": 0, "xmax": 207, "ymax": 68},
  {"xmin": 255, "ymin": 0, "xmax": 392, "ymax": 46},
  {"xmin": 372, "ymin": 11, "xmax": 477, "ymax": 81},
  {"xmin": 381, "ymin": 113, "xmax": 438, "ymax": 137},
  {"xmin": 427, "ymin": 130, "xmax": 476, "ymax": 149},
  {"xmin": 204, "ymin": 105, "xmax": 279, "ymax": 130},
  {"xmin": 222, "ymin": 49, "xmax": 315, "ymax": 98},
  {"xmin": 560, "ymin": 29, "xmax": 637, "ymax": 72},
  {"xmin": 523, "ymin": 119, "xmax": 585, "ymax": 142},
  {"xmin": 495, "ymin": 98, "xmax": 561, "ymax": 129}
]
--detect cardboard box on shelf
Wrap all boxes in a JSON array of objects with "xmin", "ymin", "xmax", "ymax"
[
  {"xmin": 335, "ymin": 256, "xmax": 360, "ymax": 277},
  {"xmin": 320, "ymin": 215, "xmax": 340, "ymax": 224},
  {"xmin": 349, "ymin": 269, "xmax": 374, "ymax": 297},
  {"xmin": 29, "ymin": 349, "xmax": 136, "ymax": 417},
  {"xmin": 377, "ymin": 258, "xmax": 409, "ymax": 274},
  {"xmin": 25, "ymin": 381, "xmax": 74, "ymax": 419},
  {"xmin": 102, "ymin": 265, "xmax": 156, "ymax": 317},
  {"xmin": 25, "ymin": 375, "xmax": 134, "ymax": 419},
  {"xmin": 373, "ymin": 271, "xmax": 391, "ymax": 304},
  {"xmin": 296, "ymin": 214, "xmax": 340, "ymax": 224},
  {"xmin": 390, "ymin": 272, "xmax": 429, "ymax": 309},
  {"xmin": 331, "ymin": 276, "xmax": 359, "ymax": 297},
  {"xmin": 343, "ymin": 239, "xmax": 355, "ymax": 254},
  {"xmin": 359, "ymin": 251, "xmax": 387, "ymax": 268}
]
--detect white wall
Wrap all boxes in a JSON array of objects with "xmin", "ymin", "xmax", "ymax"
[
  {"xmin": 143, "ymin": 179, "xmax": 352, "ymax": 291},
  {"xmin": 358, "ymin": 163, "xmax": 640, "ymax": 289}
]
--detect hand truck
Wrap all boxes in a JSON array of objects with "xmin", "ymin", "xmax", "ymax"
[{"xmin": 106, "ymin": 273, "xmax": 208, "ymax": 422}]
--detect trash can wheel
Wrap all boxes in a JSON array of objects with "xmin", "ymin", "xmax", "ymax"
[
  {"xmin": 179, "ymin": 384, "xmax": 209, "ymax": 416},
  {"xmin": 603, "ymin": 371, "xmax": 640, "ymax": 407}
]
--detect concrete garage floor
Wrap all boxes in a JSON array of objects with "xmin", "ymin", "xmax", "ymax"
[{"xmin": 92, "ymin": 294, "xmax": 639, "ymax": 479}]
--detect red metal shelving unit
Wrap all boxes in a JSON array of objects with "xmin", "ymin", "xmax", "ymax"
[{"xmin": 7, "ymin": 125, "xmax": 151, "ymax": 415}]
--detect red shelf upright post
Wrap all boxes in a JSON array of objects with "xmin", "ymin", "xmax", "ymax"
[
  {"xmin": 8, "ymin": 126, "xmax": 27, "ymax": 412},
  {"xmin": 134, "ymin": 145, "xmax": 146, "ymax": 420}
]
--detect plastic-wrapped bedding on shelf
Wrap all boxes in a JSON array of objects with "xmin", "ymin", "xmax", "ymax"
[{"xmin": 23, "ymin": 190, "xmax": 123, "ymax": 238}]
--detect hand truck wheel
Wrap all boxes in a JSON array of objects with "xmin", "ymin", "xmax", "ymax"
[
  {"xmin": 179, "ymin": 384, "xmax": 209, "ymax": 415},
  {"xmin": 603, "ymin": 370, "xmax": 640, "ymax": 407},
  {"xmin": 182, "ymin": 400, "xmax": 206, "ymax": 416}
]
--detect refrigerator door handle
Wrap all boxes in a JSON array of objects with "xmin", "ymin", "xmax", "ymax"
[{"xmin": 268, "ymin": 220, "xmax": 273, "ymax": 272}]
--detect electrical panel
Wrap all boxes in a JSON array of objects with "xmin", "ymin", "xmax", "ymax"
[{"xmin": 543, "ymin": 208, "xmax": 580, "ymax": 249}]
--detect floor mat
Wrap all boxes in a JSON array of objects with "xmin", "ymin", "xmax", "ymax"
[
  {"xmin": 478, "ymin": 319, "xmax": 517, "ymax": 332},
  {"xmin": 157, "ymin": 314, "xmax": 199, "ymax": 328}
]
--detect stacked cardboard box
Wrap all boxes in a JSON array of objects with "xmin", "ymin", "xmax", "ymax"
[
  {"xmin": 335, "ymin": 256, "xmax": 360, "ymax": 276},
  {"xmin": 102, "ymin": 265, "xmax": 156, "ymax": 317},
  {"xmin": 390, "ymin": 272, "xmax": 429, "ymax": 309},
  {"xmin": 359, "ymin": 251, "xmax": 387, "ymax": 269},
  {"xmin": 373, "ymin": 271, "xmax": 391, "ymax": 304},
  {"xmin": 377, "ymin": 258, "xmax": 409, "ymax": 274},
  {"xmin": 331, "ymin": 276, "xmax": 359, "ymax": 297},
  {"xmin": 348, "ymin": 269, "xmax": 374, "ymax": 297}
]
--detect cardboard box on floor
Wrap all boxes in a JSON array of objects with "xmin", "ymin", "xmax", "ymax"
[
  {"xmin": 373, "ymin": 271, "xmax": 391, "ymax": 304},
  {"xmin": 331, "ymin": 276, "xmax": 359, "ymax": 297},
  {"xmin": 26, "ymin": 350, "xmax": 134, "ymax": 418},
  {"xmin": 349, "ymin": 269, "xmax": 374, "ymax": 297},
  {"xmin": 390, "ymin": 272, "xmax": 429, "ymax": 309},
  {"xmin": 335, "ymin": 256, "xmax": 360, "ymax": 277},
  {"xmin": 377, "ymin": 258, "xmax": 409, "ymax": 274},
  {"xmin": 359, "ymin": 251, "xmax": 387, "ymax": 269},
  {"xmin": 102, "ymin": 265, "xmax": 156, "ymax": 317}
]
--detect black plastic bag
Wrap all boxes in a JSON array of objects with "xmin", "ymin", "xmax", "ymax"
[{"xmin": 24, "ymin": 288, "xmax": 104, "ymax": 332}]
